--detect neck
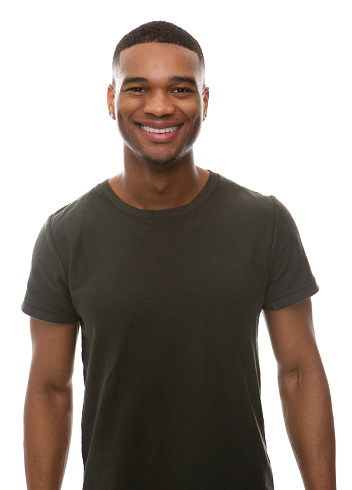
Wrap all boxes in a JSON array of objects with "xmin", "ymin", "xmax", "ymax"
[{"xmin": 109, "ymin": 148, "xmax": 209, "ymax": 210}]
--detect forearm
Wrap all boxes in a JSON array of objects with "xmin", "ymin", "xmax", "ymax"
[
  {"xmin": 24, "ymin": 385, "xmax": 73, "ymax": 490},
  {"xmin": 279, "ymin": 365, "xmax": 336, "ymax": 490}
]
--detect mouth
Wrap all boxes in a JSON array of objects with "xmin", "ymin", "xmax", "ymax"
[
  {"xmin": 139, "ymin": 124, "xmax": 181, "ymax": 134},
  {"xmin": 136, "ymin": 123, "xmax": 183, "ymax": 141}
]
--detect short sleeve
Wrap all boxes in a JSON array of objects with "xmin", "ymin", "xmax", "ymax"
[
  {"xmin": 262, "ymin": 196, "xmax": 319, "ymax": 311},
  {"xmin": 21, "ymin": 217, "xmax": 80, "ymax": 323}
]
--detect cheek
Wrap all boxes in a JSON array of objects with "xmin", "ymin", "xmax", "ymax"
[
  {"xmin": 116, "ymin": 97, "xmax": 141, "ymax": 119},
  {"xmin": 179, "ymin": 98, "xmax": 203, "ymax": 121},
  {"xmin": 116, "ymin": 100, "xmax": 139, "ymax": 136}
]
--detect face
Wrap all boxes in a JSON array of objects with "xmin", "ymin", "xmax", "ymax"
[{"xmin": 107, "ymin": 43, "xmax": 209, "ymax": 166}]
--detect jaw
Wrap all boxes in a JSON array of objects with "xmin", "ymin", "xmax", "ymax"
[
  {"xmin": 118, "ymin": 114, "xmax": 203, "ymax": 167},
  {"xmin": 123, "ymin": 140, "xmax": 195, "ymax": 168}
]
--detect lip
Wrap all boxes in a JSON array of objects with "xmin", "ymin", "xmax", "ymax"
[
  {"xmin": 135, "ymin": 122, "xmax": 183, "ymax": 142},
  {"xmin": 136, "ymin": 121, "xmax": 184, "ymax": 130}
]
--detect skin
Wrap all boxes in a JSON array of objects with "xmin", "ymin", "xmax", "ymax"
[
  {"xmin": 24, "ymin": 319, "xmax": 79, "ymax": 489},
  {"xmin": 264, "ymin": 299, "xmax": 336, "ymax": 489},
  {"xmin": 24, "ymin": 42, "xmax": 336, "ymax": 489},
  {"xmin": 107, "ymin": 42, "xmax": 210, "ymax": 210}
]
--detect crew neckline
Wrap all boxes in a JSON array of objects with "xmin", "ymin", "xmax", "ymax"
[{"xmin": 99, "ymin": 170, "xmax": 219, "ymax": 219}]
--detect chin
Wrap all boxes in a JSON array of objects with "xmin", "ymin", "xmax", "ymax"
[
  {"xmin": 138, "ymin": 149, "xmax": 185, "ymax": 166},
  {"xmin": 142, "ymin": 156, "xmax": 178, "ymax": 166},
  {"xmin": 125, "ymin": 140, "xmax": 192, "ymax": 167}
]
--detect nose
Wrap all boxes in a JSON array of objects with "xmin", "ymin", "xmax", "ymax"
[{"xmin": 143, "ymin": 90, "xmax": 175, "ymax": 117}]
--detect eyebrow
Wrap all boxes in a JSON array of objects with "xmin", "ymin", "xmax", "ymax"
[
  {"xmin": 121, "ymin": 76, "xmax": 198, "ymax": 88},
  {"xmin": 169, "ymin": 76, "xmax": 198, "ymax": 88},
  {"xmin": 121, "ymin": 77, "xmax": 148, "ymax": 87}
]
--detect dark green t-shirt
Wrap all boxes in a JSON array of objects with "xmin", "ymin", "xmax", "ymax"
[{"xmin": 22, "ymin": 170, "xmax": 318, "ymax": 489}]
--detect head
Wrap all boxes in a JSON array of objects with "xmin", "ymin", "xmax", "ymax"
[
  {"xmin": 107, "ymin": 21, "xmax": 209, "ymax": 166},
  {"xmin": 111, "ymin": 21, "xmax": 205, "ymax": 90}
]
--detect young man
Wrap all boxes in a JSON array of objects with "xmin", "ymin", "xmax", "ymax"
[{"xmin": 23, "ymin": 21, "xmax": 336, "ymax": 489}]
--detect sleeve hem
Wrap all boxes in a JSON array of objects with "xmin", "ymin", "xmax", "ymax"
[
  {"xmin": 262, "ymin": 282, "xmax": 319, "ymax": 311},
  {"xmin": 21, "ymin": 301, "xmax": 80, "ymax": 324}
]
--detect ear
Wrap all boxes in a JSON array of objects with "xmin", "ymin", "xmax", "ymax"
[
  {"xmin": 107, "ymin": 84, "xmax": 116, "ymax": 119},
  {"xmin": 203, "ymin": 87, "xmax": 209, "ymax": 120}
]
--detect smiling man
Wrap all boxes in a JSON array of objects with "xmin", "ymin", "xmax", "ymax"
[
  {"xmin": 23, "ymin": 21, "xmax": 336, "ymax": 490},
  {"xmin": 107, "ymin": 36, "xmax": 210, "ymax": 209}
]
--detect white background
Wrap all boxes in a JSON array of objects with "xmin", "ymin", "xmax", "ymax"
[{"xmin": 1, "ymin": 1, "xmax": 351, "ymax": 488}]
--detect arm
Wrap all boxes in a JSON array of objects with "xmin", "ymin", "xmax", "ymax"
[
  {"xmin": 263, "ymin": 299, "xmax": 336, "ymax": 490},
  {"xmin": 24, "ymin": 317, "xmax": 79, "ymax": 490}
]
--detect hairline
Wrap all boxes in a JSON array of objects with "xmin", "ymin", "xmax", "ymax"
[{"xmin": 112, "ymin": 42, "xmax": 205, "ymax": 89}]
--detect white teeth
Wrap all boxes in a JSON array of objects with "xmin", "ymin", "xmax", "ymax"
[{"xmin": 140, "ymin": 125, "xmax": 180, "ymax": 133}]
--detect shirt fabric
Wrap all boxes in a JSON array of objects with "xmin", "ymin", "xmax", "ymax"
[{"xmin": 22, "ymin": 170, "xmax": 319, "ymax": 489}]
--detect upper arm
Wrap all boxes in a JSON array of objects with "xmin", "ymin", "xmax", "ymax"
[
  {"xmin": 27, "ymin": 317, "xmax": 79, "ymax": 393},
  {"xmin": 263, "ymin": 298, "xmax": 323, "ymax": 376}
]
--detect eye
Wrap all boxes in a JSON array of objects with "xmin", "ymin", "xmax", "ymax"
[
  {"xmin": 126, "ymin": 87, "xmax": 147, "ymax": 94},
  {"xmin": 172, "ymin": 87, "xmax": 192, "ymax": 94}
]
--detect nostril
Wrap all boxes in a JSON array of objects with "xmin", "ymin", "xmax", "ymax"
[
  {"xmin": 143, "ymin": 95, "xmax": 175, "ymax": 116},
  {"xmin": 144, "ymin": 105, "xmax": 175, "ymax": 114}
]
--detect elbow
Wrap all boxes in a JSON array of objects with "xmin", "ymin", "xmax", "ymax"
[
  {"xmin": 278, "ymin": 364, "xmax": 306, "ymax": 398},
  {"xmin": 25, "ymin": 380, "xmax": 73, "ymax": 414},
  {"xmin": 278, "ymin": 350, "xmax": 328, "ymax": 392},
  {"xmin": 277, "ymin": 361, "xmax": 333, "ymax": 412}
]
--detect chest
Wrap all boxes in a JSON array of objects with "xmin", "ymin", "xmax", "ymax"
[{"xmin": 69, "ymin": 215, "xmax": 272, "ymax": 327}]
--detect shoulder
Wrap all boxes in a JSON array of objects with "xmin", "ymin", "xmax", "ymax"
[
  {"xmin": 215, "ymin": 173, "xmax": 299, "ymax": 236},
  {"xmin": 51, "ymin": 181, "xmax": 106, "ymax": 222},
  {"xmin": 215, "ymin": 172, "xmax": 275, "ymax": 219},
  {"xmin": 37, "ymin": 181, "xmax": 111, "ymax": 252},
  {"xmin": 47, "ymin": 181, "xmax": 108, "ymax": 235}
]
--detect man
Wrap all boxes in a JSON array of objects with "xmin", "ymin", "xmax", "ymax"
[{"xmin": 23, "ymin": 21, "xmax": 336, "ymax": 489}]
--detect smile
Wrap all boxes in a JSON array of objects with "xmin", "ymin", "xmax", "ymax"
[{"xmin": 139, "ymin": 125, "xmax": 180, "ymax": 134}]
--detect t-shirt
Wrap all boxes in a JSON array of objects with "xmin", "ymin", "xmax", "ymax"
[{"xmin": 22, "ymin": 170, "xmax": 319, "ymax": 489}]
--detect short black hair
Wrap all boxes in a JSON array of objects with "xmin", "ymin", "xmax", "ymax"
[{"xmin": 112, "ymin": 21, "xmax": 204, "ymax": 86}]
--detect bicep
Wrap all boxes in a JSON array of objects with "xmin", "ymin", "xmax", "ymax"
[
  {"xmin": 263, "ymin": 299, "xmax": 322, "ymax": 375},
  {"xmin": 28, "ymin": 317, "xmax": 79, "ymax": 393}
]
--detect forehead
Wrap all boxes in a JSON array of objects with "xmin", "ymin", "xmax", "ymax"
[{"xmin": 115, "ymin": 43, "xmax": 203, "ymax": 86}]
